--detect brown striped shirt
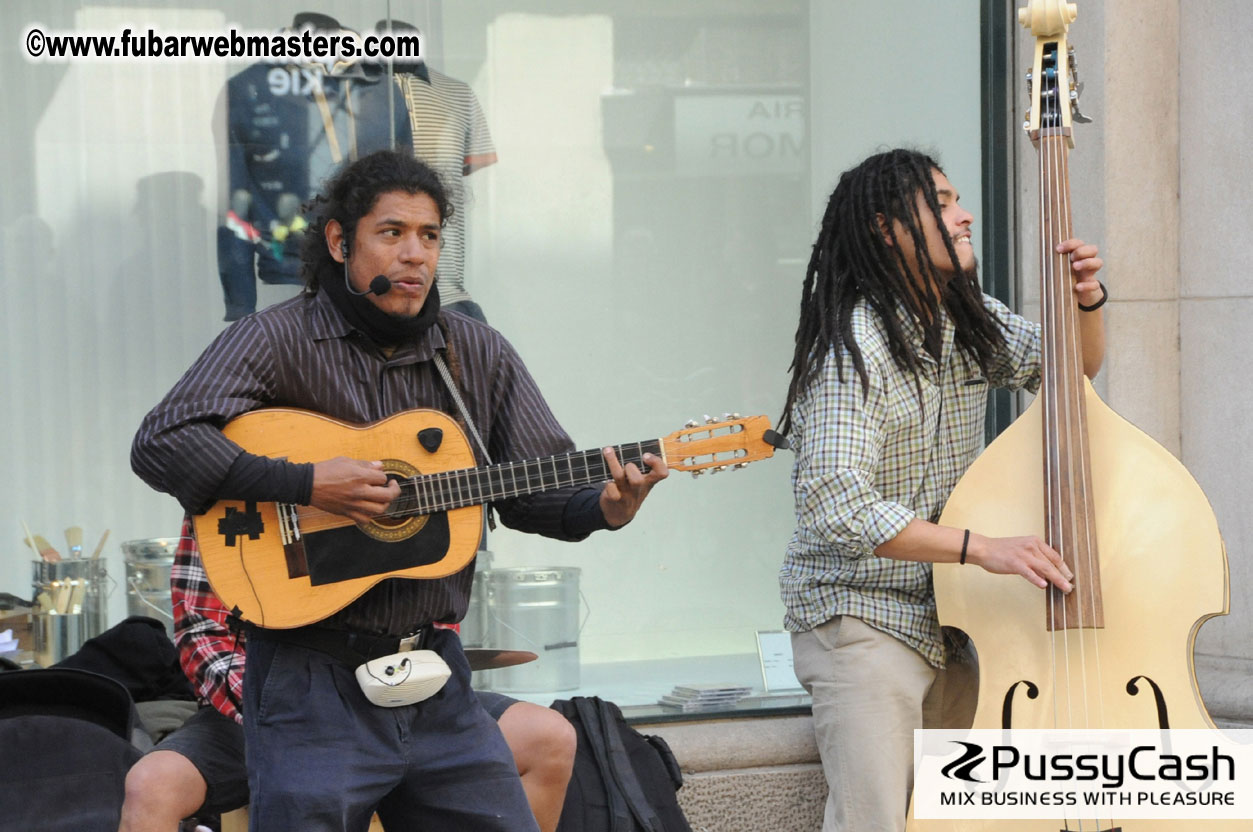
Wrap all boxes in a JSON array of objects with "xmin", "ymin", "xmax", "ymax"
[{"xmin": 132, "ymin": 289, "xmax": 590, "ymax": 635}]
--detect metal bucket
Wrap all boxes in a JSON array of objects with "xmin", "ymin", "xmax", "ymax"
[
  {"xmin": 121, "ymin": 538, "xmax": 178, "ymax": 638},
  {"xmin": 486, "ymin": 566, "xmax": 585, "ymax": 693},
  {"xmin": 31, "ymin": 558, "xmax": 109, "ymax": 665},
  {"xmin": 461, "ymin": 569, "xmax": 490, "ymax": 649}
]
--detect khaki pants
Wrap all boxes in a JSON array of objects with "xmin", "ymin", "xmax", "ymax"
[{"xmin": 792, "ymin": 616, "xmax": 976, "ymax": 832}]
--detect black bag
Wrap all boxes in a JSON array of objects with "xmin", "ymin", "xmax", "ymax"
[
  {"xmin": 551, "ymin": 696, "xmax": 692, "ymax": 832},
  {"xmin": 0, "ymin": 667, "xmax": 144, "ymax": 831}
]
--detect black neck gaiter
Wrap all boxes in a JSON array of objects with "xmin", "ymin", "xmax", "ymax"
[{"xmin": 319, "ymin": 259, "xmax": 441, "ymax": 348}]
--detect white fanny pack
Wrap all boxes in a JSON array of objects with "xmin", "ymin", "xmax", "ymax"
[{"xmin": 355, "ymin": 646, "xmax": 451, "ymax": 707}]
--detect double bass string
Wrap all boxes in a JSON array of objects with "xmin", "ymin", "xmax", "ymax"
[
  {"xmin": 1038, "ymin": 84, "xmax": 1064, "ymax": 737},
  {"xmin": 1040, "ymin": 73, "xmax": 1077, "ymax": 737},
  {"xmin": 1042, "ymin": 68, "xmax": 1082, "ymax": 831},
  {"xmin": 1040, "ymin": 84, "xmax": 1088, "ymax": 832},
  {"xmin": 1046, "ymin": 59, "xmax": 1114, "ymax": 831},
  {"xmin": 1054, "ymin": 67, "xmax": 1115, "ymax": 832}
]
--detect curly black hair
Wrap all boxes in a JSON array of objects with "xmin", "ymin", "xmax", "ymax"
[{"xmin": 301, "ymin": 150, "xmax": 453, "ymax": 293}]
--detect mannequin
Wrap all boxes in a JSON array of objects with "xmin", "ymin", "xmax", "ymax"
[
  {"xmin": 214, "ymin": 12, "xmax": 412, "ymax": 320},
  {"xmin": 381, "ymin": 19, "xmax": 498, "ymax": 320}
]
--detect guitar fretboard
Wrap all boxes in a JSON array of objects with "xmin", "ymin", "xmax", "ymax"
[{"xmin": 389, "ymin": 440, "xmax": 663, "ymax": 517}]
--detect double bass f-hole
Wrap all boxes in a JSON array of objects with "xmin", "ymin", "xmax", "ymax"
[{"xmin": 1000, "ymin": 676, "xmax": 1171, "ymax": 730}]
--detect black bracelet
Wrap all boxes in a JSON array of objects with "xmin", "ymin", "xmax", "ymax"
[
  {"xmin": 960, "ymin": 529, "xmax": 971, "ymax": 565},
  {"xmin": 1078, "ymin": 281, "xmax": 1108, "ymax": 311}
]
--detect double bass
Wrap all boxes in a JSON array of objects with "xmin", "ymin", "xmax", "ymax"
[{"xmin": 907, "ymin": 2, "xmax": 1236, "ymax": 829}]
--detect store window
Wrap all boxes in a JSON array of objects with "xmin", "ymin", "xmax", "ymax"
[{"xmin": 1, "ymin": 1, "xmax": 986, "ymax": 718}]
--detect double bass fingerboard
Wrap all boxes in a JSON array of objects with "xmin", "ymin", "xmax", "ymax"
[{"xmin": 1033, "ymin": 40, "xmax": 1104, "ymax": 631}]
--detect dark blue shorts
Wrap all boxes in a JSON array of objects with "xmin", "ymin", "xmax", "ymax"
[
  {"xmin": 149, "ymin": 679, "xmax": 517, "ymax": 817},
  {"xmin": 242, "ymin": 628, "xmax": 536, "ymax": 830}
]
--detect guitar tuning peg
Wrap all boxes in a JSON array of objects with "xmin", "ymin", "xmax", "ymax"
[
  {"xmin": 736, "ymin": 462, "xmax": 751, "ymax": 470},
  {"xmin": 684, "ymin": 419, "xmax": 699, "ymax": 429},
  {"xmin": 690, "ymin": 470, "xmax": 704, "ymax": 479},
  {"xmin": 704, "ymin": 414, "xmax": 716, "ymax": 424}
]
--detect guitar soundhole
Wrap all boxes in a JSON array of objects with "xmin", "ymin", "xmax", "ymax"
[
  {"xmin": 375, "ymin": 474, "xmax": 411, "ymax": 529},
  {"xmin": 360, "ymin": 459, "xmax": 429, "ymax": 542}
]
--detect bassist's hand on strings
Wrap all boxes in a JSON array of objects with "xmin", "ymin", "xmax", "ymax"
[
  {"xmin": 1058, "ymin": 237, "xmax": 1107, "ymax": 378},
  {"xmin": 875, "ymin": 520, "xmax": 1073, "ymax": 593},
  {"xmin": 965, "ymin": 532, "xmax": 1074, "ymax": 593},
  {"xmin": 310, "ymin": 457, "xmax": 401, "ymax": 525},
  {"xmin": 599, "ymin": 447, "xmax": 669, "ymax": 529},
  {"xmin": 1058, "ymin": 237, "xmax": 1104, "ymax": 306}
]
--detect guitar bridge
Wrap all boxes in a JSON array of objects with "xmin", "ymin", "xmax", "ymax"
[
  {"xmin": 277, "ymin": 503, "xmax": 309, "ymax": 579},
  {"xmin": 276, "ymin": 502, "xmax": 300, "ymax": 545}
]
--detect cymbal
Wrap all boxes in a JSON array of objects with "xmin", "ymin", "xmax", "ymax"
[{"xmin": 464, "ymin": 648, "xmax": 538, "ymax": 671}]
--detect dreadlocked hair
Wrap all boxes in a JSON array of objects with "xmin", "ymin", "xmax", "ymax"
[{"xmin": 778, "ymin": 148, "xmax": 1008, "ymax": 436}]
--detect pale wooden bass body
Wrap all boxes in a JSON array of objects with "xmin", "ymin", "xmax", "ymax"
[{"xmin": 906, "ymin": 382, "xmax": 1232, "ymax": 831}]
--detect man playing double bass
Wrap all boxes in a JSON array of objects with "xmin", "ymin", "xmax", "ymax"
[
  {"xmin": 132, "ymin": 149, "xmax": 668, "ymax": 830},
  {"xmin": 778, "ymin": 148, "xmax": 1106, "ymax": 832}
]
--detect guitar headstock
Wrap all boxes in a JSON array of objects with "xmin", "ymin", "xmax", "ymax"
[
  {"xmin": 661, "ymin": 414, "xmax": 789, "ymax": 476},
  {"xmin": 1020, "ymin": 0, "xmax": 1091, "ymax": 147}
]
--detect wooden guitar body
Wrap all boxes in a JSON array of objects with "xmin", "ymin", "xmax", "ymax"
[
  {"xmin": 196, "ymin": 408, "xmax": 483, "ymax": 629},
  {"xmin": 192, "ymin": 408, "xmax": 783, "ymax": 629}
]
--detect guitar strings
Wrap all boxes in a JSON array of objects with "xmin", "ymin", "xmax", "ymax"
[{"xmin": 291, "ymin": 441, "xmax": 658, "ymax": 527}]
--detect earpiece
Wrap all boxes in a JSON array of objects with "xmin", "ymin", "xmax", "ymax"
[{"xmin": 340, "ymin": 241, "xmax": 348, "ymax": 258}]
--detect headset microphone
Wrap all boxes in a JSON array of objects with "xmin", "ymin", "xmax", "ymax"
[
  {"xmin": 358, "ymin": 275, "xmax": 393, "ymax": 296},
  {"xmin": 341, "ymin": 245, "xmax": 393, "ymax": 296}
]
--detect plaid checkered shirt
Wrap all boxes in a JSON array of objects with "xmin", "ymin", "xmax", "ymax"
[
  {"xmin": 171, "ymin": 516, "xmax": 246, "ymax": 723},
  {"xmin": 780, "ymin": 294, "xmax": 1041, "ymax": 667}
]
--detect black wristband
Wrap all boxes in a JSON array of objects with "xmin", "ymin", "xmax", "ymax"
[
  {"xmin": 960, "ymin": 529, "xmax": 971, "ymax": 565},
  {"xmin": 1077, "ymin": 281, "xmax": 1108, "ymax": 311}
]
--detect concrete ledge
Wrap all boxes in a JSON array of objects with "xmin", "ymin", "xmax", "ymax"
[
  {"xmin": 677, "ymin": 765, "xmax": 826, "ymax": 832},
  {"xmin": 635, "ymin": 714, "xmax": 825, "ymax": 831},
  {"xmin": 636, "ymin": 713, "xmax": 820, "ymax": 774}
]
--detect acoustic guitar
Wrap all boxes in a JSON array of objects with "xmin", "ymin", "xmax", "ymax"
[{"xmin": 193, "ymin": 408, "xmax": 786, "ymax": 628}]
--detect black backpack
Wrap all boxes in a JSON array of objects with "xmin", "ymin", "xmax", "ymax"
[
  {"xmin": 0, "ymin": 667, "xmax": 144, "ymax": 831},
  {"xmin": 551, "ymin": 696, "xmax": 692, "ymax": 832}
]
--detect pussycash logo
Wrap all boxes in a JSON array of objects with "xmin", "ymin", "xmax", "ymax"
[{"xmin": 939, "ymin": 741, "xmax": 1234, "ymax": 789}]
